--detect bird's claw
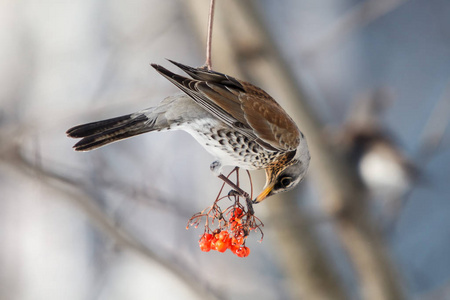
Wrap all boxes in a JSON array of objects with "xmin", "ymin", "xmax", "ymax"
[
  {"xmin": 227, "ymin": 190, "xmax": 254, "ymax": 215},
  {"xmin": 228, "ymin": 190, "xmax": 240, "ymax": 198}
]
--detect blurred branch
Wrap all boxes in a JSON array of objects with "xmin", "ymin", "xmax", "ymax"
[
  {"xmin": 417, "ymin": 80, "xmax": 450, "ymax": 164},
  {"xmin": 301, "ymin": 0, "xmax": 410, "ymax": 60},
  {"xmin": 0, "ymin": 139, "xmax": 222, "ymax": 300},
  {"xmin": 186, "ymin": 1, "xmax": 347, "ymax": 299},
  {"xmin": 268, "ymin": 197, "xmax": 345, "ymax": 300},
  {"xmin": 186, "ymin": 0, "xmax": 405, "ymax": 299},
  {"xmin": 420, "ymin": 277, "xmax": 450, "ymax": 300},
  {"xmin": 389, "ymin": 80, "xmax": 450, "ymax": 226}
]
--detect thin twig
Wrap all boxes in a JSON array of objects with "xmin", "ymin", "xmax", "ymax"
[
  {"xmin": 217, "ymin": 174, "xmax": 249, "ymax": 199},
  {"xmin": 205, "ymin": 0, "xmax": 216, "ymax": 70},
  {"xmin": 386, "ymin": 81, "xmax": 450, "ymax": 229},
  {"xmin": 217, "ymin": 172, "xmax": 254, "ymax": 215},
  {"xmin": 301, "ymin": 0, "xmax": 409, "ymax": 59},
  {"xmin": 246, "ymin": 170, "xmax": 254, "ymax": 199},
  {"xmin": 417, "ymin": 80, "xmax": 450, "ymax": 164}
]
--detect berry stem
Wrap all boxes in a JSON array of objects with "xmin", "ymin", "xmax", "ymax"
[{"xmin": 217, "ymin": 173, "xmax": 254, "ymax": 214}]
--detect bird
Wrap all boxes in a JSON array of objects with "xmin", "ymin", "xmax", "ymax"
[
  {"xmin": 66, "ymin": 60, "xmax": 310, "ymax": 203},
  {"xmin": 342, "ymin": 128, "xmax": 417, "ymax": 201},
  {"xmin": 337, "ymin": 90, "xmax": 418, "ymax": 207}
]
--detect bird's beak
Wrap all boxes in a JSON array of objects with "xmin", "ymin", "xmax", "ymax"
[{"xmin": 254, "ymin": 182, "xmax": 275, "ymax": 203}]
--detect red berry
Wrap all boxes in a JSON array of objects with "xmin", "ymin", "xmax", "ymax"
[
  {"xmin": 231, "ymin": 236, "xmax": 243, "ymax": 246},
  {"xmin": 219, "ymin": 230, "xmax": 229, "ymax": 242},
  {"xmin": 210, "ymin": 237, "xmax": 218, "ymax": 250},
  {"xmin": 226, "ymin": 237, "xmax": 233, "ymax": 248},
  {"xmin": 202, "ymin": 233, "xmax": 213, "ymax": 241},
  {"xmin": 235, "ymin": 246, "xmax": 250, "ymax": 257},
  {"xmin": 230, "ymin": 221, "xmax": 242, "ymax": 231},
  {"xmin": 230, "ymin": 243, "xmax": 240, "ymax": 254},
  {"xmin": 233, "ymin": 207, "xmax": 243, "ymax": 218},
  {"xmin": 215, "ymin": 240, "xmax": 227, "ymax": 253},
  {"xmin": 199, "ymin": 233, "xmax": 213, "ymax": 252},
  {"xmin": 199, "ymin": 241, "xmax": 211, "ymax": 252}
]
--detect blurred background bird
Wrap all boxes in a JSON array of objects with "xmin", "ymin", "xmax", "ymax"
[{"xmin": 336, "ymin": 90, "xmax": 419, "ymax": 221}]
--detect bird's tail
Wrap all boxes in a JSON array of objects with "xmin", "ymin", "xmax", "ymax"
[{"xmin": 66, "ymin": 113, "xmax": 154, "ymax": 151}]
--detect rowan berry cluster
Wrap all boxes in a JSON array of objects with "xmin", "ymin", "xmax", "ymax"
[
  {"xmin": 187, "ymin": 169, "xmax": 263, "ymax": 258},
  {"xmin": 188, "ymin": 200, "xmax": 263, "ymax": 257},
  {"xmin": 198, "ymin": 207, "xmax": 251, "ymax": 257}
]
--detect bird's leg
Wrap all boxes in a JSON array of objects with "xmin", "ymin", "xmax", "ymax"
[{"xmin": 230, "ymin": 167, "xmax": 255, "ymax": 214}]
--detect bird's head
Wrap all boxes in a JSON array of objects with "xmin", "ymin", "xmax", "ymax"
[{"xmin": 254, "ymin": 137, "xmax": 310, "ymax": 203}]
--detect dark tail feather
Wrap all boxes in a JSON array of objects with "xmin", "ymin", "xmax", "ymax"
[
  {"xmin": 66, "ymin": 114, "xmax": 151, "ymax": 151},
  {"xmin": 66, "ymin": 115, "xmax": 133, "ymax": 138},
  {"xmin": 162, "ymin": 59, "xmax": 244, "ymax": 91}
]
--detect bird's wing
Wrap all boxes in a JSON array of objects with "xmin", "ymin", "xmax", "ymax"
[
  {"xmin": 151, "ymin": 60, "xmax": 300, "ymax": 152},
  {"xmin": 238, "ymin": 87, "xmax": 300, "ymax": 151}
]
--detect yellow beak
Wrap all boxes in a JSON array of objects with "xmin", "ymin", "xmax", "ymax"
[{"xmin": 254, "ymin": 182, "xmax": 275, "ymax": 203}]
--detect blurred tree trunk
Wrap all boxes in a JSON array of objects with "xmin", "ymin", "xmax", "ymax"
[
  {"xmin": 186, "ymin": 1, "xmax": 404, "ymax": 299},
  {"xmin": 186, "ymin": 1, "xmax": 346, "ymax": 300}
]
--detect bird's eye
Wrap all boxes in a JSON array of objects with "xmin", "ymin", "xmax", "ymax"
[{"xmin": 280, "ymin": 176, "xmax": 293, "ymax": 188}]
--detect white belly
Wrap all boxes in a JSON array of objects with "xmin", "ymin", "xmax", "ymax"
[{"xmin": 176, "ymin": 118, "xmax": 269, "ymax": 171}]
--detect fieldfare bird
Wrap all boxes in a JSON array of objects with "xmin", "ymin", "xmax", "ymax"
[{"xmin": 66, "ymin": 60, "xmax": 310, "ymax": 202}]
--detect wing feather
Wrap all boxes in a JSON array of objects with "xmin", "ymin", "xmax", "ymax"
[{"xmin": 151, "ymin": 61, "xmax": 300, "ymax": 152}]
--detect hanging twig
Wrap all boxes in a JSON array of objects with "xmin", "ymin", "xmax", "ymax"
[
  {"xmin": 217, "ymin": 172, "xmax": 254, "ymax": 215},
  {"xmin": 204, "ymin": 0, "xmax": 216, "ymax": 70}
]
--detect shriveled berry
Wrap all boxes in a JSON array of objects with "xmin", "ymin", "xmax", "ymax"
[
  {"xmin": 233, "ymin": 207, "xmax": 243, "ymax": 218},
  {"xmin": 230, "ymin": 221, "xmax": 242, "ymax": 231}
]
